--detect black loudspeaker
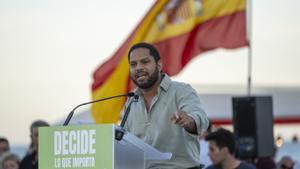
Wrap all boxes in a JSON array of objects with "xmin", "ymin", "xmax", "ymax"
[{"xmin": 232, "ymin": 96, "xmax": 274, "ymax": 159}]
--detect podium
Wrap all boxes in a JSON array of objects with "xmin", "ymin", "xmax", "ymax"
[{"xmin": 39, "ymin": 124, "xmax": 171, "ymax": 169}]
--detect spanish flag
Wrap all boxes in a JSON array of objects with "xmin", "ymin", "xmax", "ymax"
[{"xmin": 92, "ymin": 0, "xmax": 247, "ymax": 124}]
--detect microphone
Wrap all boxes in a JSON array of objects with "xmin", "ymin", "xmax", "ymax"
[
  {"xmin": 63, "ymin": 92, "xmax": 135, "ymax": 126},
  {"xmin": 120, "ymin": 94, "xmax": 139, "ymax": 128}
]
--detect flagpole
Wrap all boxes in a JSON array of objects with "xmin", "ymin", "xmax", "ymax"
[{"xmin": 246, "ymin": 0, "xmax": 252, "ymax": 96}]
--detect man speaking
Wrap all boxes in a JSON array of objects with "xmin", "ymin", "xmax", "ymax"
[{"xmin": 123, "ymin": 42, "xmax": 209, "ymax": 169}]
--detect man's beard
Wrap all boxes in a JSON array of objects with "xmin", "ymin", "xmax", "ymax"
[{"xmin": 131, "ymin": 66, "xmax": 160, "ymax": 89}]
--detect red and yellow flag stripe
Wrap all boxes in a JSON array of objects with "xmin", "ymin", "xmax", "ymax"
[{"xmin": 92, "ymin": 0, "xmax": 247, "ymax": 124}]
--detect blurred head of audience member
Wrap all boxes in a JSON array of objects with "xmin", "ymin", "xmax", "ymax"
[
  {"xmin": 292, "ymin": 134, "xmax": 298, "ymax": 143},
  {"xmin": 28, "ymin": 120, "xmax": 50, "ymax": 154},
  {"xmin": 205, "ymin": 128, "xmax": 236, "ymax": 165},
  {"xmin": 256, "ymin": 156, "xmax": 276, "ymax": 169},
  {"xmin": 1, "ymin": 153, "xmax": 20, "ymax": 169},
  {"xmin": 20, "ymin": 120, "xmax": 50, "ymax": 169},
  {"xmin": 0, "ymin": 138, "xmax": 10, "ymax": 157},
  {"xmin": 277, "ymin": 156, "xmax": 294, "ymax": 169},
  {"xmin": 204, "ymin": 128, "xmax": 256, "ymax": 169}
]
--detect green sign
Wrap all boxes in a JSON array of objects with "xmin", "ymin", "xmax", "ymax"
[{"xmin": 39, "ymin": 124, "xmax": 114, "ymax": 169}]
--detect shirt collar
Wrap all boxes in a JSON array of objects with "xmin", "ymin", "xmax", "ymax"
[{"xmin": 159, "ymin": 73, "xmax": 171, "ymax": 92}]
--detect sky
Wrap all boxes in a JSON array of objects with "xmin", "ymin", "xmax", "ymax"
[{"xmin": 0, "ymin": 0, "xmax": 300, "ymax": 145}]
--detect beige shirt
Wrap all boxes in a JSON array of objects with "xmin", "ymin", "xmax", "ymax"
[{"xmin": 124, "ymin": 75, "xmax": 209, "ymax": 169}]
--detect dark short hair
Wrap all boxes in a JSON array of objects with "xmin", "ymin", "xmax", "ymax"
[
  {"xmin": 0, "ymin": 137, "xmax": 9, "ymax": 144},
  {"xmin": 128, "ymin": 42, "xmax": 160, "ymax": 62},
  {"xmin": 205, "ymin": 128, "xmax": 236, "ymax": 154},
  {"xmin": 0, "ymin": 137, "xmax": 9, "ymax": 151},
  {"xmin": 30, "ymin": 120, "xmax": 50, "ymax": 130}
]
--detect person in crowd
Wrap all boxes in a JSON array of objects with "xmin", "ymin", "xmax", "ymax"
[
  {"xmin": 277, "ymin": 156, "xmax": 295, "ymax": 169},
  {"xmin": 0, "ymin": 138, "xmax": 10, "ymax": 157},
  {"xmin": 205, "ymin": 128, "xmax": 256, "ymax": 169},
  {"xmin": 255, "ymin": 145, "xmax": 276, "ymax": 169},
  {"xmin": 199, "ymin": 121, "xmax": 213, "ymax": 168},
  {"xmin": 123, "ymin": 42, "xmax": 209, "ymax": 169},
  {"xmin": 255, "ymin": 156, "xmax": 276, "ymax": 169},
  {"xmin": 19, "ymin": 120, "xmax": 49, "ymax": 169},
  {"xmin": 1, "ymin": 153, "xmax": 20, "ymax": 169},
  {"xmin": 292, "ymin": 134, "xmax": 298, "ymax": 143},
  {"xmin": 275, "ymin": 135, "xmax": 284, "ymax": 147}
]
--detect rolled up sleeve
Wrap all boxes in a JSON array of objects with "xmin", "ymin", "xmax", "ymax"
[{"xmin": 176, "ymin": 84, "xmax": 209, "ymax": 135}]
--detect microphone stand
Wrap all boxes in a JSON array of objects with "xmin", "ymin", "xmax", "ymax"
[
  {"xmin": 63, "ymin": 92, "xmax": 135, "ymax": 126},
  {"xmin": 120, "ymin": 95, "xmax": 139, "ymax": 128}
]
